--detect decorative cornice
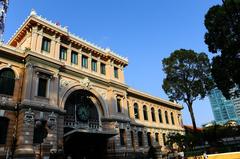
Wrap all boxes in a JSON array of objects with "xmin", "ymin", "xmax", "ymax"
[
  {"xmin": 8, "ymin": 9, "xmax": 128, "ymax": 65},
  {"xmin": 127, "ymin": 88, "xmax": 183, "ymax": 110}
]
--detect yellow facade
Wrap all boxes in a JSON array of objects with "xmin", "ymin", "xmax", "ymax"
[{"xmin": 0, "ymin": 10, "xmax": 184, "ymax": 159}]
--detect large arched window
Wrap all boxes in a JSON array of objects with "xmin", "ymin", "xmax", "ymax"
[
  {"xmin": 158, "ymin": 109, "xmax": 163, "ymax": 123},
  {"xmin": 65, "ymin": 90, "xmax": 99, "ymax": 126},
  {"xmin": 143, "ymin": 105, "xmax": 148, "ymax": 120},
  {"xmin": 0, "ymin": 68, "xmax": 15, "ymax": 95},
  {"xmin": 165, "ymin": 111, "xmax": 169, "ymax": 124},
  {"xmin": 171, "ymin": 112, "xmax": 175, "ymax": 125},
  {"xmin": 134, "ymin": 103, "xmax": 139, "ymax": 119},
  {"xmin": 151, "ymin": 107, "xmax": 156, "ymax": 122}
]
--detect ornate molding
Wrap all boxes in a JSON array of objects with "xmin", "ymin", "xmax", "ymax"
[
  {"xmin": 47, "ymin": 112, "xmax": 57, "ymax": 130},
  {"xmin": 24, "ymin": 108, "xmax": 35, "ymax": 126},
  {"xmin": 60, "ymin": 78, "xmax": 72, "ymax": 89},
  {"xmin": 25, "ymin": 62, "xmax": 34, "ymax": 68},
  {"xmin": 80, "ymin": 77, "xmax": 92, "ymax": 90}
]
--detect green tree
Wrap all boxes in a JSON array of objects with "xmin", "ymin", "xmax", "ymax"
[
  {"xmin": 162, "ymin": 49, "xmax": 214, "ymax": 130},
  {"xmin": 166, "ymin": 133, "xmax": 185, "ymax": 151},
  {"xmin": 204, "ymin": 0, "xmax": 240, "ymax": 99}
]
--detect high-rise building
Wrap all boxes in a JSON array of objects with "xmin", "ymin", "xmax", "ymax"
[{"xmin": 209, "ymin": 88, "xmax": 240, "ymax": 124}]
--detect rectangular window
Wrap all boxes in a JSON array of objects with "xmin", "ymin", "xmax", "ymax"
[
  {"xmin": 114, "ymin": 67, "xmax": 119, "ymax": 78},
  {"xmin": 120, "ymin": 129, "xmax": 126, "ymax": 146},
  {"xmin": 100, "ymin": 63, "xmax": 106, "ymax": 75},
  {"xmin": 91, "ymin": 59, "xmax": 97, "ymax": 72},
  {"xmin": 138, "ymin": 131, "xmax": 143, "ymax": 147},
  {"xmin": 131, "ymin": 131, "xmax": 135, "ymax": 148},
  {"xmin": 155, "ymin": 133, "xmax": 159, "ymax": 143},
  {"xmin": 163, "ymin": 133, "xmax": 166, "ymax": 146},
  {"xmin": 59, "ymin": 46, "xmax": 67, "ymax": 60},
  {"xmin": 37, "ymin": 77, "xmax": 48, "ymax": 97},
  {"xmin": 0, "ymin": 117, "xmax": 9, "ymax": 144},
  {"xmin": 71, "ymin": 51, "xmax": 78, "ymax": 64},
  {"xmin": 147, "ymin": 132, "xmax": 152, "ymax": 146},
  {"xmin": 41, "ymin": 37, "xmax": 51, "ymax": 53},
  {"xmin": 82, "ymin": 55, "xmax": 88, "ymax": 68},
  {"xmin": 117, "ymin": 98, "xmax": 122, "ymax": 113}
]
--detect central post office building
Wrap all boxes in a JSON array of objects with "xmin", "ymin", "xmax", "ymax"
[{"xmin": 0, "ymin": 10, "xmax": 184, "ymax": 159}]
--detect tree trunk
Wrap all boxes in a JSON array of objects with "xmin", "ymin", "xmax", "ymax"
[{"xmin": 187, "ymin": 103, "xmax": 197, "ymax": 131}]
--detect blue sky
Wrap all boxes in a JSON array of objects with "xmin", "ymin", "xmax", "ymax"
[{"xmin": 4, "ymin": 0, "xmax": 222, "ymax": 126}]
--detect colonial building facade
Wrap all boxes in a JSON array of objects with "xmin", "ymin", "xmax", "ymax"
[{"xmin": 0, "ymin": 10, "xmax": 184, "ymax": 159}]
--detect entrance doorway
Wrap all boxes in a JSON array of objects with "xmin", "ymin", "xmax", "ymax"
[
  {"xmin": 64, "ymin": 131, "xmax": 108, "ymax": 159},
  {"xmin": 63, "ymin": 89, "xmax": 111, "ymax": 159}
]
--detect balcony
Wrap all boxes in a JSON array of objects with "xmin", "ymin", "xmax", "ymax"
[{"xmin": 64, "ymin": 120, "xmax": 101, "ymax": 131}]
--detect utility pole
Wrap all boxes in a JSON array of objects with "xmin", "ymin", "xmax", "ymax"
[{"xmin": 0, "ymin": 0, "xmax": 9, "ymax": 42}]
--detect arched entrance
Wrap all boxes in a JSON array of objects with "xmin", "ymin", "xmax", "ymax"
[{"xmin": 63, "ymin": 89, "xmax": 112, "ymax": 159}]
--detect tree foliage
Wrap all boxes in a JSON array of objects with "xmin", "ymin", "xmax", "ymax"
[
  {"xmin": 204, "ymin": 0, "xmax": 240, "ymax": 99},
  {"xmin": 162, "ymin": 49, "xmax": 214, "ymax": 130},
  {"xmin": 203, "ymin": 123, "xmax": 240, "ymax": 147},
  {"xmin": 166, "ymin": 133, "xmax": 185, "ymax": 151}
]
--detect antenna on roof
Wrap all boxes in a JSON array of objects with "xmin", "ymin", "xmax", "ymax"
[{"xmin": 0, "ymin": 0, "xmax": 9, "ymax": 42}]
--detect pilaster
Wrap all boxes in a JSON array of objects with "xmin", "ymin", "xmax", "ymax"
[
  {"xmin": 15, "ymin": 109, "xmax": 35, "ymax": 159},
  {"xmin": 36, "ymin": 27, "xmax": 43, "ymax": 53},
  {"xmin": 67, "ymin": 47, "xmax": 71, "ymax": 65},
  {"xmin": 54, "ymin": 36, "xmax": 60, "ymax": 60},
  {"xmin": 30, "ymin": 26, "xmax": 38, "ymax": 52}
]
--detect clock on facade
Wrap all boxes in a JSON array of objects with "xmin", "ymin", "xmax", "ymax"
[{"xmin": 77, "ymin": 105, "xmax": 90, "ymax": 121}]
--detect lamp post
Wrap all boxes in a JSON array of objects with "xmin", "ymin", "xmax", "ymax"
[
  {"xmin": 0, "ymin": 0, "xmax": 9, "ymax": 42},
  {"xmin": 33, "ymin": 112, "xmax": 56, "ymax": 159},
  {"xmin": 34, "ymin": 119, "xmax": 48, "ymax": 159}
]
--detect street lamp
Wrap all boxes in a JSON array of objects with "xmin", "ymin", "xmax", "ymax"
[{"xmin": 0, "ymin": 0, "xmax": 9, "ymax": 41}]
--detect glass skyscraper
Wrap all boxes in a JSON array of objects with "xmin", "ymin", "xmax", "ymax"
[{"xmin": 209, "ymin": 88, "xmax": 240, "ymax": 124}]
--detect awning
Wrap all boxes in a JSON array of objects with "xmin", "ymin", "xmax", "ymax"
[{"xmin": 64, "ymin": 128, "xmax": 117, "ymax": 139}]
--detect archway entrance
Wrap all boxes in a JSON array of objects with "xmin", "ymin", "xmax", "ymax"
[
  {"xmin": 64, "ymin": 130, "xmax": 110, "ymax": 159},
  {"xmin": 63, "ymin": 90, "xmax": 112, "ymax": 159}
]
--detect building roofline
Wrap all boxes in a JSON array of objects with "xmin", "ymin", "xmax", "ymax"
[
  {"xmin": 127, "ymin": 87, "xmax": 183, "ymax": 109},
  {"xmin": 7, "ymin": 9, "xmax": 128, "ymax": 66},
  {"xmin": 0, "ymin": 43, "xmax": 25, "ymax": 56}
]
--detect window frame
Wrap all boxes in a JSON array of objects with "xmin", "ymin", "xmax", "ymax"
[
  {"xmin": 114, "ymin": 67, "xmax": 119, "ymax": 78},
  {"xmin": 116, "ymin": 97, "xmax": 122, "ymax": 113},
  {"xmin": 163, "ymin": 133, "xmax": 166, "ymax": 145},
  {"xmin": 119, "ymin": 129, "xmax": 126, "ymax": 146},
  {"xmin": 36, "ymin": 73, "xmax": 50, "ymax": 98},
  {"xmin": 138, "ymin": 131, "xmax": 143, "ymax": 147},
  {"xmin": 171, "ymin": 112, "xmax": 175, "ymax": 125},
  {"xmin": 143, "ymin": 105, "xmax": 148, "ymax": 120},
  {"xmin": 165, "ymin": 111, "xmax": 169, "ymax": 124},
  {"xmin": 0, "ymin": 117, "xmax": 9, "ymax": 144},
  {"xmin": 158, "ymin": 109, "xmax": 163, "ymax": 123},
  {"xmin": 130, "ymin": 130, "xmax": 135, "ymax": 148},
  {"xmin": 71, "ymin": 51, "xmax": 78, "ymax": 65},
  {"xmin": 41, "ymin": 37, "xmax": 51, "ymax": 53},
  {"xmin": 147, "ymin": 132, "xmax": 152, "ymax": 146},
  {"xmin": 155, "ymin": 133, "xmax": 159, "ymax": 143},
  {"xmin": 0, "ymin": 68, "xmax": 15, "ymax": 96},
  {"xmin": 134, "ymin": 103, "xmax": 139, "ymax": 119},
  {"xmin": 100, "ymin": 63, "xmax": 106, "ymax": 75},
  {"xmin": 82, "ymin": 55, "xmax": 88, "ymax": 68},
  {"xmin": 151, "ymin": 107, "xmax": 156, "ymax": 122},
  {"xmin": 59, "ymin": 46, "xmax": 67, "ymax": 61},
  {"xmin": 91, "ymin": 59, "xmax": 97, "ymax": 72}
]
